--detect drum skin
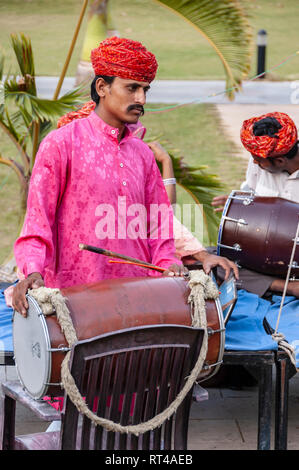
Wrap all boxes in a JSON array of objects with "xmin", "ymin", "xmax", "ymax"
[
  {"xmin": 218, "ymin": 194, "xmax": 299, "ymax": 278},
  {"xmin": 37, "ymin": 276, "xmax": 223, "ymax": 396}
]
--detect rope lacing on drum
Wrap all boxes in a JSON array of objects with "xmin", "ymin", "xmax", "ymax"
[{"xmin": 28, "ymin": 271, "xmax": 219, "ymax": 436}]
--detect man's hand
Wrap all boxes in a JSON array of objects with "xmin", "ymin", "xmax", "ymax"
[
  {"xmin": 162, "ymin": 263, "xmax": 189, "ymax": 277},
  {"xmin": 270, "ymin": 279, "xmax": 299, "ymax": 298},
  {"xmin": 12, "ymin": 272, "xmax": 45, "ymax": 318},
  {"xmin": 147, "ymin": 141, "xmax": 171, "ymax": 164},
  {"xmin": 193, "ymin": 251, "xmax": 239, "ymax": 281},
  {"xmin": 211, "ymin": 195, "xmax": 228, "ymax": 213}
]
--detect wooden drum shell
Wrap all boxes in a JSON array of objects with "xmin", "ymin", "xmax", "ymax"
[
  {"xmin": 34, "ymin": 276, "xmax": 224, "ymax": 397},
  {"xmin": 218, "ymin": 192, "xmax": 299, "ymax": 278}
]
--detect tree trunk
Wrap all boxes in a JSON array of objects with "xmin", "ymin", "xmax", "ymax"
[{"xmin": 75, "ymin": 0, "xmax": 119, "ymax": 86}]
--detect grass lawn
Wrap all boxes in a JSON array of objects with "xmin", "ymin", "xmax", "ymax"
[
  {"xmin": 0, "ymin": 0, "xmax": 298, "ymax": 80},
  {"xmin": 0, "ymin": 103, "xmax": 247, "ymax": 263}
]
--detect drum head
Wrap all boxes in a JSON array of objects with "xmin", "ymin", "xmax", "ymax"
[{"xmin": 13, "ymin": 295, "xmax": 51, "ymax": 399}]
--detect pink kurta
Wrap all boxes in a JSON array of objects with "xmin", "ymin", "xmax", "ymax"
[{"xmin": 14, "ymin": 111, "xmax": 180, "ymax": 288}]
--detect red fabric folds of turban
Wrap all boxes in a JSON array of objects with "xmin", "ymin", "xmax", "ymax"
[
  {"xmin": 57, "ymin": 101, "xmax": 95, "ymax": 128},
  {"xmin": 90, "ymin": 36, "xmax": 158, "ymax": 83},
  {"xmin": 240, "ymin": 112, "xmax": 298, "ymax": 159}
]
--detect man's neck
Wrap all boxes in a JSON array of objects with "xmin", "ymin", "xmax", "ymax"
[{"xmin": 95, "ymin": 107, "xmax": 125, "ymax": 142}]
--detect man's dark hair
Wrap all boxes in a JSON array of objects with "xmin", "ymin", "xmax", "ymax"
[
  {"xmin": 253, "ymin": 117, "xmax": 298, "ymax": 162},
  {"xmin": 283, "ymin": 141, "xmax": 298, "ymax": 159},
  {"xmin": 91, "ymin": 75, "xmax": 115, "ymax": 105},
  {"xmin": 268, "ymin": 141, "xmax": 299, "ymax": 165}
]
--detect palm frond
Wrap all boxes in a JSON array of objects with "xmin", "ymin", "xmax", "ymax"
[
  {"xmin": 4, "ymin": 84, "xmax": 85, "ymax": 123},
  {"xmin": 169, "ymin": 149, "xmax": 223, "ymax": 244},
  {"xmin": 155, "ymin": 0, "xmax": 253, "ymax": 99},
  {"xmin": 0, "ymin": 55, "xmax": 4, "ymax": 82},
  {"xmin": 10, "ymin": 33, "xmax": 36, "ymax": 96},
  {"xmin": 146, "ymin": 134, "xmax": 223, "ymax": 244}
]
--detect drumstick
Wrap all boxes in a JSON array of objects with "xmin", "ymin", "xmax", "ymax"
[
  {"xmin": 79, "ymin": 243, "xmax": 190, "ymax": 278},
  {"xmin": 108, "ymin": 259, "xmax": 166, "ymax": 273},
  {"xmin": 79, "ymin": 243, "xmax": 164, "ymax": 271}
]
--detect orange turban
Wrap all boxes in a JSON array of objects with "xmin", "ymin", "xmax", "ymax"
[
  {"xmin": 57, "ymin": 101, "xmax": 95, "ymax": 129},
  {"xmin": 240, "ymin": 112, "xmax": 298, "ymax": 158},
  {"xmin": 90, "ymin": 36, "xmax": 158, "ymax": 83}
]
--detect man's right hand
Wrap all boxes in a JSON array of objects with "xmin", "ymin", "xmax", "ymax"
[
  {"xmin": 12, "ymin": 272, "xmax": 45, "ymax": 318},
  {"xmin": 211, "ymin": 195, "xmax": 228, "ymax": 213}
]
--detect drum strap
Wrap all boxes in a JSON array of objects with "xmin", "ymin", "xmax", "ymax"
[{"xmin": 28, "ymin": 272, "xmax": 218, "ymax": 436}]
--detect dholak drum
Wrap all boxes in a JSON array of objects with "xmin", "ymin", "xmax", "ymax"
[
  {"xmin": 217, "ymin": 190, "xmax": 299, "ymax": 278},
  {"xmin": 12, "ymin": 276, "xmax": 225, "ymax": 399}
]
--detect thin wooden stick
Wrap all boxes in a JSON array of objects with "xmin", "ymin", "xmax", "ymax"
[
  {"xmin": 108, "ymin": 259, "xmax": 166, "ymax": 273},
  {"xmin": 79, "ymin": 243, "xmax": 162, "ymax": 270},
  {"xmin": 53, "ymin": 0, "xmax": 89, "ymax": 100}
]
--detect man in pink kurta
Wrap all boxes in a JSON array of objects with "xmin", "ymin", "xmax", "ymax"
[
  {"xmin": 12, "ymin": 37, "xmax": 185, "ymax": 316},
  {"xmin": 14, "ymin": 110, "xmax": 179, "ymax": 287}
]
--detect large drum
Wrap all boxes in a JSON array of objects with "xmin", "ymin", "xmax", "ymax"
[
  {"xmin": 13, "ymin": 276, "xmax": 225, "ymax": 399},
  {"xmin": 217, "ymin": 190, "xmax": 299, "ymax": 278}
]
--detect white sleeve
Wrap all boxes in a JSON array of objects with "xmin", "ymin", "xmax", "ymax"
[{"xmin": 241, "ymin": 158, "xmax": 258, "ymax": 191}]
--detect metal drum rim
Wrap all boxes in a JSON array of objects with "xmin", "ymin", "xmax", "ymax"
[
  {"xmin": 217, "ymin": 190, "xmax": 235, "ymax": 256},
  {"xmin": 198, "ymin": 296, "xmax": 225, "ymax": 383},
  {"xmin": 13, "ymin": 295, "xmax": 52, "ymax": 400}
]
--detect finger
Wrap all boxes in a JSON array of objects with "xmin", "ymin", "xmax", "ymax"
[
  {"xmin": 202, "ymin": 262, "xmax": 211, "ymax": 275},
  {"xmin": 231, "ymin": 262, "xmax": 239, "ymax": 280},
  {"xmin": 15, "ymin": 298, "xmax": 28, "ymax": 317},
  {"xmin": 31, "ymin": 280, "xmax": 43, "ymax": 288},
  {"xmin": 13, "ymin": 288, "xmax": 29, "ymax": 317},
  {"xmin": 213, "ymin": 207, "xmax": 224, "ymax": 213},
  {"xmin": 219, "ymin": 261, "xmax": 230, "ymax": 280}
]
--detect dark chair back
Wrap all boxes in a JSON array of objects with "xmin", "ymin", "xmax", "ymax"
[{"xmin": 60, "ymin": 324, "xmax": 204, "ymax": 450}]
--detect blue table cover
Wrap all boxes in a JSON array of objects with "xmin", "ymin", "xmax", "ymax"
[
  {"xmin": 0, "ymin": 288, "xmax": 14, "ymax": 353},
  {"xmin": 225, "ymin": 289, "xmax": 299, "ymax": 367}
]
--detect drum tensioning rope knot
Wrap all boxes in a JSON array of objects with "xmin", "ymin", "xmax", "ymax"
[{"xmin": 28, "ymin": 271, "xmax": 218, "ymax": 436}]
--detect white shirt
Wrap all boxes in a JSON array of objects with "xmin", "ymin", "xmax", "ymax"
[{"xmin": 242, "ymin": 158, "xmax": 299, "ymax": 203}]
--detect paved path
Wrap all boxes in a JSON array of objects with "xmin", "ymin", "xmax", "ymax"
[
  {"xmin": 37, "ymin": 77, "xmax": 298, "ymax": 105},
  {"xmin": 36, "ymin": 76, "xmax": 299, "ymax": 161}
]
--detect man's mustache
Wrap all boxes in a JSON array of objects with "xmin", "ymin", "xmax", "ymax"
[{"xmin": 127, "ymin": 104, "xmax": 144, "ymax": 115}]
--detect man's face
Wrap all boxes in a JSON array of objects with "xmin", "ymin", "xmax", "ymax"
[
  {"xmin": 251, "ymin": 154, "xmax": 285, "ymax": 174},
  {"xmin": 97, "ymin": 77, "xmax": 150, "ymax": 125}
]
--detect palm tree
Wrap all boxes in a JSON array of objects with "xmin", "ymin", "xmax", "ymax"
[
  {"xmin": 76, "ymin": 0, "xmax": 253, "ymax": 98},
  {"xmin": 75, "ymin": 0, "xmax": 118, "ymax": 85},
  {"xmin": 0, "ymin": 33, "xmax": 84, "ymax": 271}
]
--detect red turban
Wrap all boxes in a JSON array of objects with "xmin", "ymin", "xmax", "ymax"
[
  {"xmin": 90, "ymin": 36, "xmax": 158, "ymax": 83},
  {"xmin": 240, "ymin": 112, "xmax": 298, "ymax": 159},
  {"xmin": 57, "ymin": 101, "xmax": 95, "ymax": 128}
]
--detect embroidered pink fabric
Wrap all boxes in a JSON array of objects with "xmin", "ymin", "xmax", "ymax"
[{"xmin": 14, "ymin": 111, "xmax": 181, "ymax": 289}]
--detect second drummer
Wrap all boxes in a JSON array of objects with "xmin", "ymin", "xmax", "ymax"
[{"xmin": 212, "ymin": 111, "xmax": 299, "ymax": 298}]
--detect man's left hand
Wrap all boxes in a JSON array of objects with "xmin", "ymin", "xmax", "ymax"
[
  {"xmin": 163, "ymin": 263, "xmax": 189, "ymax": 277},
  {"xmin": 193, "ymin": 251, "xmax": 239, "ymax": 280}
]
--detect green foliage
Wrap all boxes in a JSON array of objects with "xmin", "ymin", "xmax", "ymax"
[
  {"xmin": 0, "ymin": 33, "xmax": 84, "ymax": 176},
  {"xmin": 0, "ymin": 33, "xmax": 85, "ymax": 253},
  {"xmin": 145, "ymin": 134, "xmax": 223, "ymax": 245},
  {"xmin": 155, "ymin": 0, "xmax": 253, "ymax": 98}
]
